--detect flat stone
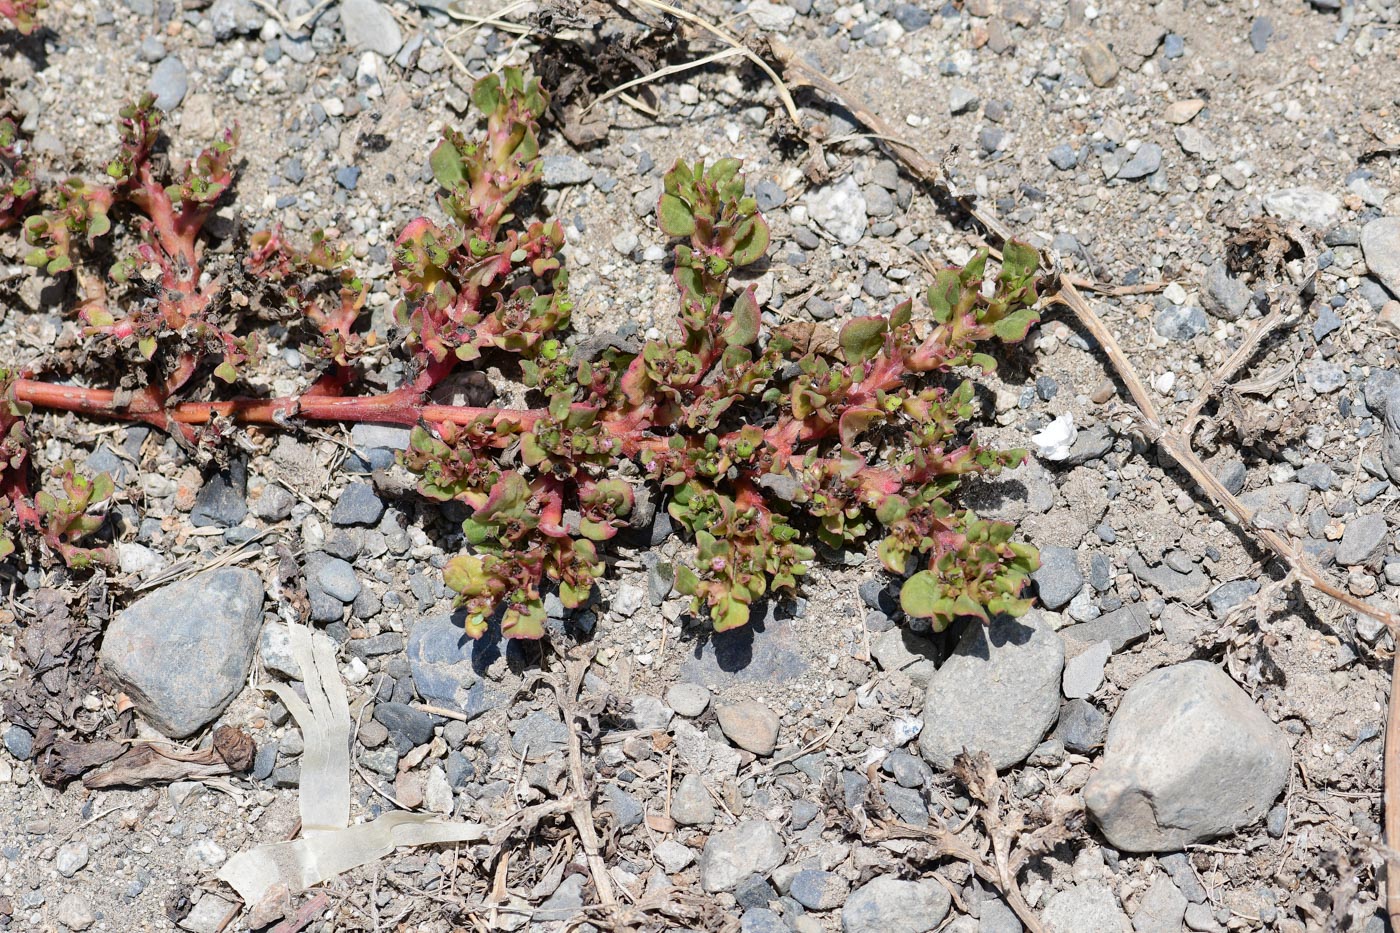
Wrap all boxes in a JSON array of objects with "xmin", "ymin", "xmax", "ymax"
[
  {"xmin": 679, "ymin": 609, "xmax": 809, "ymax": 687},
  {"xmin": 842, "ymin": 877, "xmax": 950, "ymax": 933},
  {"xmin": 655, "ymin": 839, "xmax": 695, "ymax": 873},
  {"xmin": 315, "ymin": 556, "xmax": 360, "ymax": 602},
  {"xmin": 406, "ymin": 614, "xmax": 506, "ymax": 720},
  {"xmin": 1154, "ymin": 305, "xmax": 1208, "ymax": 341},
  {"xmin": 699, "ymin": 820, "xmax": 785, "ymax": 893},
  {"xmin": 870, "ymin": 627, "xmax": 938, "ymax": 686},
  {"xmin": 373, "ymin": 702, "xmax": 436, "ymax": 749},
  {"xmin": 1201, "ymin": 262, "xmax": 1251, "ymax": 320},
  {"xmin": 1043, "ymin": 882, "xmax": 1128, "ymax": 933},
  {"xmin": 1118, "ymin": 143, "xmax": 1163, "ymax": 181},
  {"xmin": 919, "ymin": 611, "xmax": 1064, "ymax": 770},
  {"xmin": 1085, "ymin": 661, "xmax": 1290, "ymax": 852},
  {"xmin": 717, "ymin": 704, "xmax": 780, "ymax": 756},
  {"xmin": 100, "ymin": 569, "xmax": 264, "ymax": 737},
  {"xmin": 1032, "ymin": 545, "xmax": 1083, "ymax": 609},
  {"xmin": 1336, "ymin": 514, "xmax": 1388, "ymax": 567},
  {"xmin": 1132, "ymin": 875, "xmax": 1188, "ymax": 933},
  {"xmin": 665, "ymin": 683, "xmax": 710, "ymax": 717},
  {"xmin": 1164, "ymin": 99, "xmax": 1205, "ymax": 124},
  {"xmin": 1062, "ymin": 639, "xmax": 1109, "ymax": 699},
  {"xmin": 1362, "ymin": 217, "xmax": 1400, "ymax": 296},
  {"xmin": 1059, "ymin": 603, "xmax": 1151, "ymax": 658},
  {"xmin": 56, "ymin": 892, "xmax": 96, "ymax": 931},
  {"xmin": 330, "ymin": 482, "xmax": 384, "ymax": 526},
  {"xmin": 1080, "ymin": 40, "xmax": 1119, "ymax": 87},
  {"xmin": 511, "ymin": 711, "xmax": 570, "ymax": 759},
  {"xmin": 190, "ymin": 462, "xmax": 247, "ymax": 527},
  {"xmin": 1054, "ymin": 698, "xmax": 1107, "ymax": 753},
  {"xmin": 542, "ymin": 155, "xmax": 593, "ymax": 186},
  {"xmin": 148, "ymin": 56, "xmax": 189, "ymax": 111},
  {"xmin": 790, "ymin": 869, "xmax": 849, "ymax": 911},
  {"xmin": 741, "ymin": 909, "xmax": 787, "ymax": 933},
  {"xmin": 340, "ymin": 0, "xmax": 402, "ymax": 56},
  {"xmin": 1262, "ymin": 187, "xmax": 1341, "ymax": 230},
  {"xmin": 807, "ymin": 176, "xmax": 867, "ymax": 246},
  {"xmin": 672, "ymin": 772, "xmax": 716, "ymax": 826}
]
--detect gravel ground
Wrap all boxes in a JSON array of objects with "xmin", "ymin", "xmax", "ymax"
[{"xmin": 1, "ymin": 0, "xmax": 1399, "ymax": 930}]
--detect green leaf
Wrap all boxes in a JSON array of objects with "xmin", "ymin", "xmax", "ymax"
[
  {"xmin": 992, "ymin": 307, "xmax": 1038, "ymax": 342},
  {"xmin": 214, "ymin": 360, "xmax": 238, "ymax": 383},
  {"xmin": 657, "ymin": 193, "xmax": 696, "ymax": 237},
  {"xmin": 138, "ymin": 336, "xmax": 157, "ymax": 360},
  {"xmin": 675, "ymin": 564, "xmax": 700, "ymax": 595},
  {"xmin": 443, "ymin": 555, "xmax": 487, "ymax": 595},
  {"xmin": 730, "ymin": 215, "xmax": 770, "ymax": 266},
  {"xmin": 712, "ymin": 595, "xmax": 750, "ymax": 632},
  {"xmin": 926, "ymin": 270, "xmax": 963, "ymax": 323},
  {"xmin": 723, "ymin": 287, "xmax": 761, "ymax": 347},
  {"xmin": 999, "ymin": 240, "xmax": 1040, "ymax": 287},
  {"xmin": 899, "ymin": 570, "xmax": 946, "ymax": 619},
  {"xmin": 839, "ymin": 316, "xmax": 887, "ymax": 366}
]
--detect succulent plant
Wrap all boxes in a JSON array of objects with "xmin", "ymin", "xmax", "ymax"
[{"xmin": 4, "ymin": 67, "xmax": 1041, "ymax": 641}]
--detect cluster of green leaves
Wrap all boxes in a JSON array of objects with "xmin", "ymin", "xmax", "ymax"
[
  {"xmin": 394, "ymin": 69, "xmax": 571, "ymax": 377},
  {"xmin": 0, "ymin": 117, "xmax": 36, "ymax": 231},
  {"xmin": 0, "ymin": 371, "xmax": 112, "ymax": 566},
  {"xmin": 394, "ymin": 73, "xmax": 1043, "ymax": 639},
  {"xmin": 0, "ymin": 0, "xmax": 43, "ymax": 34}
]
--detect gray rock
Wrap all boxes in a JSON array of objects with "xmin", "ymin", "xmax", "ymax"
[
  {"xmin": 1059, "ymin": 603, "xmax": 1151, "ymax": 657},
  {"xmin": 1127, "ymin": 552, "xmax": 1210, "ymax": 601},
  {"xmin": 314, "ymin": 556, "xmax": 360, "ymax": 603},
  {"xmin": 919, "ymin": 611, "xmax": 1064, "ymax": 770},
  {"xmin": 57, "ymin": 840, "xmax": 89, "ymax": 877},
  {"xmin": 1248, "ymin": 16, "xmax": 1272, "ymax": 52},
  {"xmin": 871, "ymin": 627, "xmax": 938, "ymax": 686},
  {"xmin": 602, "ymin": 784, "xmax": 643, "ymax": 827},
  {"xmin": 1032, "ymin": 545, "xmax": 1083, "ymax": 609},
  {"xmin": 665, "ymin": 683, "xmax": 710, "ymax": 717},
  {"xmin": 1084, "ymin": 661, "xmax": 1290, "ymax": 851},
  {"xmin": 672, "ymin": 772, "xmax": 716, "ymax": 826},
  {"xmin": 259, "ymin": 623, "xmax": 301, "ymax": 678},
  {"xmin": 842, "ymin": 877, "xmax": 950, "ymax": 933},
  {"xmin": 1384, "ymin": 385, "xmax": 1400, "ymax": 484},
  {"xmin": 1048, "ymin": 144, "xmax": 1078, "ymax": 171},
  {"xmin": 100, "ymin": 569, "xmax": 264, "ymax": 737},
  {"xmin": 1062, "ymin": 639, "xmax": 1109, "ymax": 699},
  {"xmin": 56, "ymin": 893, "xmax": 96, "ymax": 931},
  {"xmin": 741, "ymin": 908, "xmax": 787, "ymax": 933},
  {"xmin": 1302, "ymin": 359, "xmax": 1346, "ymax": 393},
  {"xmin": 542, "ymin": 155, "xmax": 593, "ymax": 187},
  {"xmin": 1132, "ymin": 875, "xmax": 1187, "ymax": 933},
  {"xmin": 1262, "ymin": 187, "xmax": 1341, "ymax": 230},
  {"xmin": 754, "ymin": 179, "xmax": 786, "ymax": 211},
  {"xmin": 807, "ymin": 176, "xmax": 867, "ymax": 246},
  {"xmin": 1154, "ymin": 305, "xmax": 1208, "ymax": 341},
  {"xmin": 340, "ymin": 0, "xmax": 402, "ymax": 56},
  {"xmin": 882, "ymin": 782, "xmax": 929, "ymax": 824},
  {"xmin": 1206, "ymin": 580, "xmax": 1259, "ymax": 618},
  {"xmin": 654, "ymin": 838, "xmax": 695, "ymax": 873},
  {"xmin": 407, "ymin": 614, "xmax": 505, "ymax": 720},
  {"xmin": 1118, "ymin": 143, "xmax": 1163, "ymax": 181},
  {"xmin": 790, "ymin": 869, "xmax": 849, "ymax": 910},
  {"xmin": 1200, "ymin": 263, "xmax": 1250, "ymax": 320},
  {"xmin": 1182, "ymin": 903, "xmax": 1218, "ymax": 931},
  {"xmin": 1362, "ymin": 217, "xmax": 1400, "ymax": 297},
  {"xmin": 1054, "ymin": 698, "xmax": 1107, "ymax": 753},
  {"xmin": 980, "ymin": 896, "xmax": 1022, "ymax": 933},
  {"xmin": 1043, "ymin": 882, "xmax": 1127, "ymax": 933},
  {"xmin": 1336, "ymin": 514, "xmax": 1388, "ymax": 567},
  {"xmin": 1159, "ymin": 853, "xmax": 1207, "ymax": 903},
  {"xmin": 191, "ymin": 463, "xmax": 247, "ymax": 527},
  {"xmin": 680, "ymin": 610, "xmax": 809, "ymax": 686},
  {"xmin": 4, "ymin": 726, "xmax": 33, "ymax": 760},
  {"xmin": 1173, "ymin": 126, "xmax": 1217, "ymax": 162},
  {"xmin": 373, "ymin": 702, "xmax": 435, "ymax": 749},
  {"xmin": 148, "ymin": 56, "xmax": 188, "ymax": 111},
  {"xmin": 511, "ymin": 711, "xmax": 569, "ymax": 758},
  {"xmin": 536, "ymin": 874, "xmax": 584, "ymax": 922},
  {"xmin": 717, "ymin": 704, "xmax": 780, "ymax": 756},
  {"xmin": 949, "ymin": 86, "xmax": 979, "ymax": 114},
  {"xmin": 209, "ymin": 0, "xmax": 264, "ymax": 37},
  {"xmin": 250, "ymin": 483, "xmax": 295, "ymax": 521},
  {"xmin": 330, "ymin": 482, "xmax": 384, "ymax": 526},
  {"xmin": 699, "ymin": 820, "xmax": 786, "ymax": 893}
]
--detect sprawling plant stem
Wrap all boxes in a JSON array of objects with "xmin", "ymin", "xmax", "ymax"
[{"xmin": 3, "ymin": 67, "xmax": 1042, "ymax": 642}]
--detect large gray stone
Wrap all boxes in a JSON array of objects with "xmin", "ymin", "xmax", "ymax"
[
  {"xmin": 1042, "ymin": 882, "xmax": 1128, "ymax": 933},
  {"xmin": 1084, "ymin": 661, "xmax": 1290, "ymax": 852},
  {"xmin": 842, "ymin": 877, "xmax": 950, "ymax": 933},
  {"xmin": 1362, "ymin": 216, "xmax": 1400, "ymax": 297},
  {"xmin": 101, "ymin": 569, "xmax": 264, "ymax": 737},
  {"xmin": 919, "ymin": 612, "xmax": 1064, "ymax": 770},
  {"xmin": 1335, "ymin": 513, "xmax": 1388, "ymax": 567},
  {"xmin": 340, "ymin": 0, "xmax": 402, "ymax": 56},
  {"xmin": 699, "ymin": 820, "xmax": 785, "ymax": 893},
  {"xmin": 406, "ymin": 614, "xmax": 506, "ymax": 720}
]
